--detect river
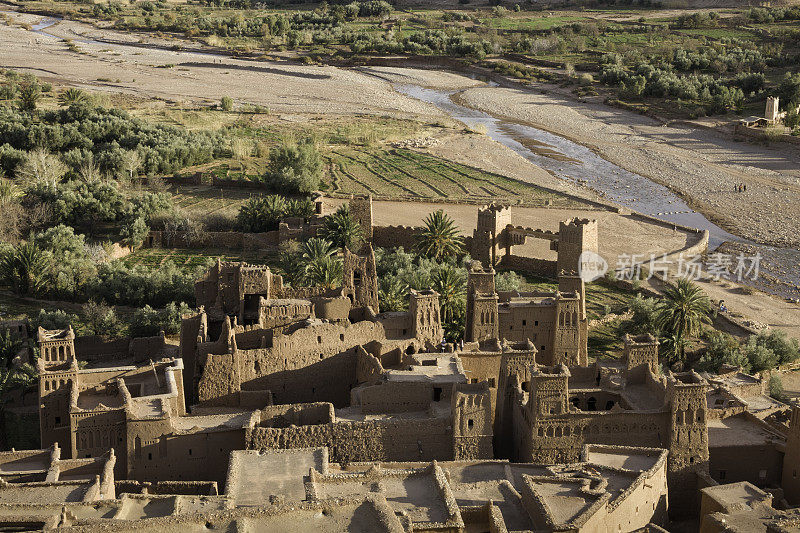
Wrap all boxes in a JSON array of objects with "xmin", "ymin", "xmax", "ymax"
[{"xmin": 14, "ymin": 13, "xmax": 800, "ymax": 299}]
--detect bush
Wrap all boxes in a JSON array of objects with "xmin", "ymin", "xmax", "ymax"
[
  {"xmin": 263, "ymin": 138, "xmax": 322, "ymax": 194},
  {"xmin": 495, "ymin": 271, "xmax": 522, "ymax": 292},
  {"xmin": 220, "ymin": 96, "xmax": 233, "ymax": 111},
  {"xmin": 32, "ymin": 309, "xmax": 78, "ymax": 331},
  {"xmin": 128, "ymin": 302, "xmax": 191, "ymax": 337},
  {"xmin": 695, "ymin": 331, "xmax": 748, "ymax": 373},
  {"xmin": 768, "ymin": 374, "xmax": 786, "ymax": 401}
]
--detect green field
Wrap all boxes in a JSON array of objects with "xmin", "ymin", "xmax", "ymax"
[{"xmin": 327, "ymin": 147, "xmax": 579, "ymax": 206}]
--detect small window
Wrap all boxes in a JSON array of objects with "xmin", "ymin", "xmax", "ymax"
[
  {"xmin": 148, "ymin": 453, "xmax": 152, "ymax": 460},
  {"xmin": 467, "ymin": 419, "xmax": 474, "ymax": 429},
  {"xmin": 488, "ymin": 378, "xmax": 496, "ymax": 387},
  {"xmin": 317, "ymin": 336, "xmax": 322, "ymax": 343},
  {"xmin": 534, "ymin": 321, "xmax": 538, "ymax": 326},
  {"xmin": 340, "ymin": 334, "xmax": 345, "ymax": 342},
  {"xmin": 719, "ymin": 470, "xmax": 727, "ymax": 480},
  {"xmin": 541, "ymin": 345, "xmax": 546, "ymax": 351},
  {"xmin": 54, "ymin": 416, "xmax": 61, "ymax": 425},
  {"xmin": 522, "ymin": 320, "xmax": 526, "ymax": 326},
  {"xmin": 188, "ymin": 449, "xmax": 192, "ymax": 456},
  {"xmin": 402, "ymin": 329, "xmax": 407, "ymax": 335},
  {"xmin": 433, "ymin": 387, "xmax": 442, "ymax": 402}
]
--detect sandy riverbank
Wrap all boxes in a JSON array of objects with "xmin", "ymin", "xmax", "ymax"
[{"xmin": 455, "ymin": 85, "xmax": 800, "ymax": 251}]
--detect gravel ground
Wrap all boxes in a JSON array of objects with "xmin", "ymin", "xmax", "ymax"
[{"xmin": 457, "ymin": 86, "xmax": 800, "ymax": 250}]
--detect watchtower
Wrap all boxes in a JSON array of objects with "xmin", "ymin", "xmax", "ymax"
[
  {"xmin": 624, "ymin": 334, "xmax": 660, "ymax": 383},
  {"xmin": 465, "ymin": 262, "xmax": 499, "ymax": 343},
  {"xmin": 472, "ymin": 204, "xmax": 511, "ymax": 267},
  {"xmin": 766, "ymin": 96, "xmax": 780, "ymax": 123},
  {"xmin": 37, "ymin": 327, "xmax": 76, "ymax": 368},
  {"xmin": 782, "ymin": 405, "xmax": 800, "ymax": 505},
  {"xmin": 343, "ymin": 243, "xmax": 379, "ymax": 313},
  {"xmin": 557, "ymin": 218, "xmax": 598, "ymax": 275},
  {"xmin": 409, "ymin": 289, "xmax": 443, "ymax": 347},
  {"xmin": 349, "ymin": 195, "xmax": 374, "ymax": 242},
  {"xmin": 451, "ymin": 382, "xmax": 493, "ymax": 460},
  {"xmin": 666, "ymin": 371, "xmax": 710, "ymax": 515}
]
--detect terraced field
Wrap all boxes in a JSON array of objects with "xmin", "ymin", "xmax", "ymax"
[{"xmin": 327, "ymin": 148, "xmax": 579, "ymax": 206}]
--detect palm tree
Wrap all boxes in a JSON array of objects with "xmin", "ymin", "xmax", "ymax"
[
  {"xmin": 301, "ymin": 237, "xmax": 335, "ymax": 264},
  {"xmin": 0, "ymin": 330, "xmax": 25, "ymax": 367},
  {"xmin": 379, "ymin": 277, "xmax": 408, "ymax": 312},
  {"xmin": 416, "ymin": 209, "xmax": 464, "ymax": 261},
  {"xmin": 305, "ymin": 255, "xmax": 342, "ymax": 289},
  {"xmin": 321, "ymin": 204, "xmax": 363, "ymax": 251},
  {"xmin": 298, "ymin": 238, "xmax": 342, "ymax": 288},
  {"xmin": 431, "ymin": 264, "xmax": 466, "ymax": 325},
  {"xmin": 17, "ymin": 83, "xmax": 40, "ymax": 113},
  {"xmin": 656, "ymin": 278, "xmax": 712, "ymax": 363},
  {"xmin": 0, "ymin": 241, "xmax": 52, "ymax": 295},
  {"xmin": 0, "ymin": 178, "xmax": 22, "ymax": 206},
  {"xmin": 58, "ymin": 88, "xmax": 89, "ymax": 107}
]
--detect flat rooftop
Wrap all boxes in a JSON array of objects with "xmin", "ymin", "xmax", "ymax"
[
  {"xmin": 227, "ymin": 448, "xmax": 326, "ymax": 506},
  {"xmin": 385, "ymin": 354, "xmax": 467, "ymax": 384},
  {"xmin": 310, "ymin": 466, "xmax": 453, "ymax": 526},
  {"xmin": 170, "ymin": 411, "xmax": 254, "ymax": 433},
  {"xmin": 707, "ymin": 414, "xmax": 785, "ymax": 447}
]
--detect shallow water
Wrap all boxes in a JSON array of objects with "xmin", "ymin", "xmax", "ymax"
[
  {"xmin": 395, "ymin": 84, "xmax": 741, "ymax": 248},
  {"xmin": 396, "ymin": 84, "xmax": 799, "ymax": 299}
]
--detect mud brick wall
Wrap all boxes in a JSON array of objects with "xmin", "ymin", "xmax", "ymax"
[{"xmin": 246, "ymin": 416, "xmax": 453, "ymax": 464}]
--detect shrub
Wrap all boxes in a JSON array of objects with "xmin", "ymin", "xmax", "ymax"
[
  {"xmin": 263, "ymin": 138, "xmax": 322, "ymax": 194},
  {"xmin": 220, "ymin": 96, "xmax": 233, "ymax": 111}
]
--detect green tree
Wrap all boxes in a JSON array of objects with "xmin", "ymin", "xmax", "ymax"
[
  {"xmin": 58, "ymin": 88, "xmax": 90, "ymax": 107},
  {"xmin": 237, "ymin": 195, "xmax": 288, "ymax": 232},
  {"xmin": 431, "ymin": 263, "xmax": 466, "ymax": 328},
  {"xmin": 694, "ymin": 331, "xmax": 748, "ymax": 373},
  {"xmin": 265, "ymin": 138, "xmax": 322, "ymax": 194},
  {"xmin": 304, "ymin": 255, "xmax": 342, "ymax": 288},
  {"xmin": 321, "ymin": 204, "xmax": 364, "ymax": 251},
  {"xmin": 0, "ymin": 242, "xmax": 52, "ymax": 295},
  {"xmin": 121, "ymin": 216, "xmax": 150, "ymax": 251},
  {"xmin": 778, "ymin": 72, "xmax": 800, "ymax": 109},
  {"xmin": 17, "ymin": 82, "xmax": 41, "ymax": 113},
  {"xmin": 416, "ymin": 209, "xmax": 464, "ymax": 261},
  {"xmin": 220, "ymin": 96, "xmax": 233, "ymax": 111},
  {"xmin": 379, "ymin": 276, "xmax": 408, "ymax": 312},
  {"xmin": 81, "ymin": 300, "xmax": 120, "ymax": 336},
  {"xmin": 0, "ymin": 329, "xmax": 26, "ymax": 367},
  {"xmin": 655, "ymin": 278, "xmax": 712, "ymax": 363}
]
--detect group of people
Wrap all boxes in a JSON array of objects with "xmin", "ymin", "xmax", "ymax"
[{"xmin": 735, "ymin": 183, "xmax": 748, "ymax": 192}]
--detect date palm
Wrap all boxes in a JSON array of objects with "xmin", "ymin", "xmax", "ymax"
[
  {"xmin": 17, "ymin": 83, "xmax": 40, "ymax": 113},
  {"xmin": 58, "ymin": 88, "xmax": 89, "ymax": 107},
  {"xmin": 379, "ymin": 277, "xmax": 408, "ymax": 312},
  {"xmin": 416, "ymin": 209, "xmax": 464, "ymax": 261},
  {"xmin": 321, "ymin": 204, "xmax": 363, "ymax": 251},
  {"xmin": 431, "ymin": 264, "xmax": 466, "ymax": 324},
  {"xmin": 656, "ymin": 278, "xmax": 712, "ymax": 362},
  {"xmin": 0, "ymin": 241, "xmax": 52, "ymax": 295}
]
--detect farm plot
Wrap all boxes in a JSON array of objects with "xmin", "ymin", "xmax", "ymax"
[{"xmin": 327, "ymin": 147, "xmax": 577, "ymax": 206}]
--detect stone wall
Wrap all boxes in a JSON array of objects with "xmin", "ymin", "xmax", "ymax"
[
  {"xmin": 498, "ymin": 255, "xmax": 558, "ymax": 277},
  {"xmin": 372, "ymin": 225, "xmax": 422, "ymax": 250},
  {"xmin": 246, "ymin": 415, "xmax": 454, "ymax": 464}
]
